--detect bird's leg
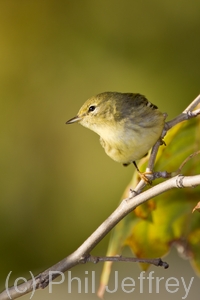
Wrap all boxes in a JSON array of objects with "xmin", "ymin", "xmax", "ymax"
[
  {"xmin": 133, "ymin": 161, "xmax": 140, "ymax": 172},
  {"xmin": 133, "ymin": 161, "xmax": 152, "ymax": 184}
]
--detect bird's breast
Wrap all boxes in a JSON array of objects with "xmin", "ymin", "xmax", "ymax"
[{"xmin": 99, "ymin": 122, "xmax": 163, "ymax": 164}]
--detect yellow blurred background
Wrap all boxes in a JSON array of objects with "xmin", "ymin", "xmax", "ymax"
[{"xmin": 0, "ymin": 0, "xmax": 200, "ymax": 299}]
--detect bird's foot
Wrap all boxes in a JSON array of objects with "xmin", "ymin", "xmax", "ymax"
[
  {"xmin": 133, "ymin": 161, "xmax": 153, "ymax": 184},
  {"xmin": 137, "ymin": 171, "xmax": 153, "ymax": 185}
]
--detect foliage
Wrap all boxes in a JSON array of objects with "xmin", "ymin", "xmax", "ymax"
[{"xmin": 100, "ymin": 114, "xmax": 200, "ymax": 293}]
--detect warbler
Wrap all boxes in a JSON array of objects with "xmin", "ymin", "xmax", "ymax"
[{"xmin": 66, "ymin": 92, "xmax": 165, "ymax": 170}]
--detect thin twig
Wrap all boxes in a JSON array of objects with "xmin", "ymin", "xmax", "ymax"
[
  {"xmin": 85, "ymin": 254, "xmax": 169, "ymax": 269},
  {"xmin": 176, "ymin": 150, "xmax": 200, "ymax": 174},
  {"xmin": 183, "ymin": 94, "xmax": 200, "ymax": 113}
]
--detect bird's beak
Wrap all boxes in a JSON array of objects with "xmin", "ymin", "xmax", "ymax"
[{"xmin": 66, "ymin": 115, "xmax": 82, "ymax": 124}]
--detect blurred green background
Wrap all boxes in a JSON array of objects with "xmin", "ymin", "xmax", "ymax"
[{"xmin": 0, "ymin": 0, "xmax": 200, "ymax": 299}]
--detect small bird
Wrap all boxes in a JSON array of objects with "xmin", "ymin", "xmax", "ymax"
[{"xmin": 66, "ymin": 92, "xmax": 165, "ymax": 172}]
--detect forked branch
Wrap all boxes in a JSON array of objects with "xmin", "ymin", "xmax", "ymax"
[{"xmin": 0, "ymin": 95, "xmax": 200, "ymax": 300}]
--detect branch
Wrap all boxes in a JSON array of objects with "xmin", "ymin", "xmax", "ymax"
[
  {"xmin": 165, "ymin": 94, "xmax": 200, "ymax": 130},
  {"xmin": 1, "ymin": 94, "xmax": 200, "ymax": 300},
  {"xmin": 1, "ymin": 174, "xmax": 200, "ymax": 300}
]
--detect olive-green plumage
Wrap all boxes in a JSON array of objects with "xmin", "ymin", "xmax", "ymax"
[{"xmin": 66, "ymin": 92, "xmax": 165, "ymax": 165}]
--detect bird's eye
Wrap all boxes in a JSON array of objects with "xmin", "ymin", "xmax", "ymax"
[{"xmin": 88, "ymin": 105, "xmax": 96, "ymax": 112}]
